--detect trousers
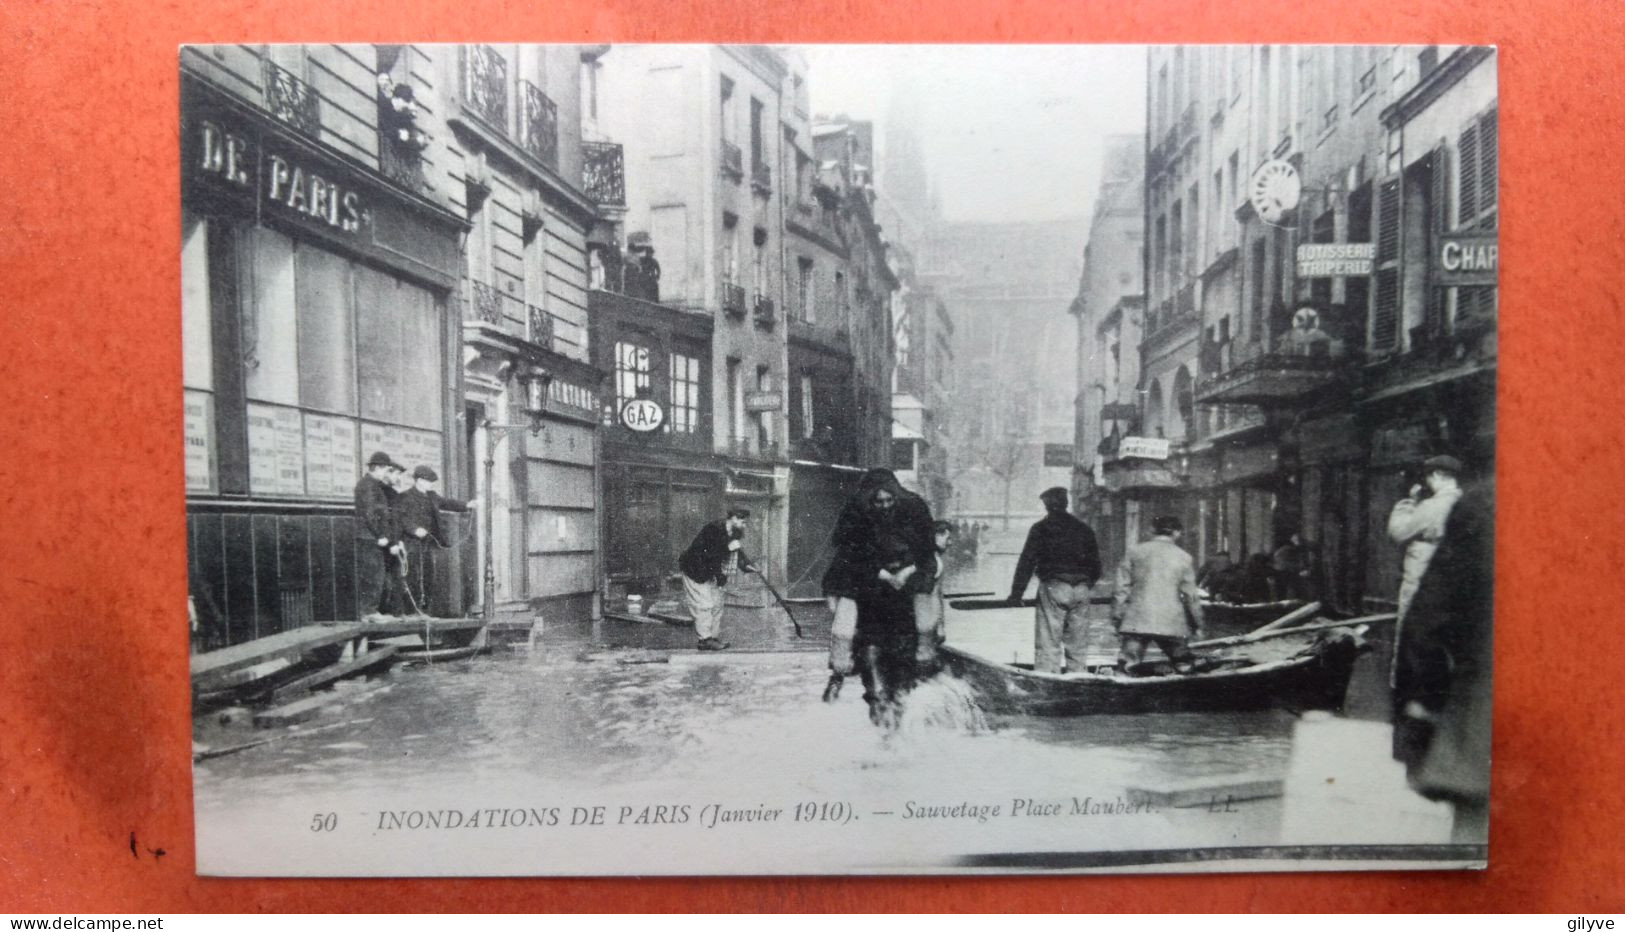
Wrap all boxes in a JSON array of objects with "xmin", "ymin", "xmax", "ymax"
[
  {"xmin": 1035, "ymin": 579, "xmax": 1092, "ymax": 673},
  {"xmin": 683, "ymin": 574, "xmax": 725, "ymax": 640}
]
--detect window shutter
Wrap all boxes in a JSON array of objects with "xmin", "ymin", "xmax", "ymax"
[
  {"xmin": 1370, "ymin": 175, "xmax": 1402, "ymax": 353},
  {"xmin": 1458, "ymin": 122, "xmax": 1480, "ymax": 225},
  {"xmin": 1375, "ymin": 177, "xmax": 1401, "ymax": 263},
  {"xmin": 1428, "ymin": 145, "xmax": 1449, "ymax": 336},
  {"xmin": 1478, "ymin": 109, "xmax": 1498, "ymax": 222}
]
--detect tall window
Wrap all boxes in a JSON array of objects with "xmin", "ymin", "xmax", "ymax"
[
  {"xmin": 1187, "ymin": 183, "xmax": 1200, "ymax": 274},
  {"xmin": 749, "ymin": 97, "xmax": 765, "ymax": 170},
  {"xmin": 797, "ymin": 258, "xmax": 814, "ymax": 322},
  {"xmin": 614, "ymin": 341, "xmax": 651, "ymax": 406},
  {"xmin": 669, "ymin": 351, "xmax": 700, "ymax": 434},
  {"xmin": 1168, "ymin": 202, "xmax": 1183, "ymax": 288},
  {"xmin": 726, "ymin": 357, "xmax": 743, "ymax": 442},
  {"xmin": 800, "ymin": 374, "xmax": 815, "ymax": 439},
  {"xmin": 234, "ymin": 226, "xmax": 440, "ymax": 499},
  {"xmin": 719, "ymin": 76, "xmax": 735, "ymax": 143},
  {"xmin": 721, "ymin": 213, "xmax": 739, "ymax": 285},
  {"xmin": 1250, "ymin": 236, "xmax": 1268, "ymax": 342},
  {"xmin": 755, "ymin": 365, "xmax": 774, "ymax": 448}
]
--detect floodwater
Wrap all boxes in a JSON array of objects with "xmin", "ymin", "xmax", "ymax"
[{"xmin": 193, "ymin": 531, "xmax": 1435, "ymax": 875}]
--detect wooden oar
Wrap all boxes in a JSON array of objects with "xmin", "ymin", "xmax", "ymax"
[
  {"xmin": 951, "ymin": 595, "xmax": 1116, "ymax": 610},
  {"xmin": 1244, "ymin": 600, "xmax": 1322, "ymax": 636},
  {"xmin": 1191, "ymin": 613, "xmax": 1397, "ymax": 650}
]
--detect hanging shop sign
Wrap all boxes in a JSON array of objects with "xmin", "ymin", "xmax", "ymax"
[
  {"xmin": 1434, "ymin": 234, "xmax": 1498, "ymax": 287},
  {"xmin": 744, "ymin": 391, "xmax": 783, "ymax": 413},
  {"xmin": 1248, "ymin": 159, "xmax": 1302, "ymax": 225},
  {"xmin": 1043, "ymin": 444, "xmax": 1075, "ymax": 468},
  {"xmin": 1118, "ymin": 436, "xmax": 1171, "ymax": 461},
  {"xmin": 1296, "ymin": 243, "xmax": 1375, "ymax": 278},
  {"xmin": 1100, "ymin": 402, "xmax": 1140, "ymax": 421},
  {"xmin": 620, "ymin": 398, "xmax": 665, "ymax": 432}
]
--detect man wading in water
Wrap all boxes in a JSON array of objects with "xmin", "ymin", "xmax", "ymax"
[{"xmin": 821, "ymin": 469, "xmax": 936, "ymax": 725}]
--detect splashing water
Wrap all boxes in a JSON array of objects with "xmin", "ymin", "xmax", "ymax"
[{"xmin": 896, "ymin": 673, "xmax": 989, "ymax": 736}]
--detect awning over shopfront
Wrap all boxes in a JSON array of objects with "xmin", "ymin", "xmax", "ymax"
[{"xmin": 1196, "ymin": 352, "xmax": 1344, "ymax": 406}]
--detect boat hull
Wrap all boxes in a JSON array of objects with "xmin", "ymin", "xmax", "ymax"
[{"xmin": 939, "ymin": 632, "xmax": 1361, "ymax": 717}]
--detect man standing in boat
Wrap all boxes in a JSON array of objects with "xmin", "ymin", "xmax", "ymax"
[
  {"xmin": 1111, "ymin": 514, "xmax": 1204, "ymax": 675},
  {"xmin": 1007, "ymin": 487, "xmax": 1103, "ymax": 674},
  {"xmin": 678, "ymin": 508, "xmax": 755, "ymax": 651},
  {"xmin": 354, "ymin": 452, "xmax": 403, "ymax": 624}
]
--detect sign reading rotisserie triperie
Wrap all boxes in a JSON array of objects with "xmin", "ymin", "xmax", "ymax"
[{"xmin": 1296, "ymin": 243, "xmax": 1375, "ymax": 278}]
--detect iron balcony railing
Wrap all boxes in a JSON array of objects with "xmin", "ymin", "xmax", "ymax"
[
  {"xmin": 264, "ymin": 61, "xmax": 321, "ymax": 138},
  {"xmin": 460, "ymin": 44, "xmax": 508, "ymax": 132},
  {"xmin": 527, "ymin": 304, "xmax": 554, "ymax": 350},
  {"xmin": 468, "ymin": 280, "xmax": 503, "ymax": 325},
  {"xmin": 752, "ymin": 293, "xmax": 776, "ymax": 328},
  {"xmin": 721, "ymin": 281, "xmax": 747, "ymax": 317},
  {"xmin": 582, "ymin": 141, "xmax": 625, "ymax": 207},
  {"xmin": 727, "ymin": 438, "xmax": 781, "ymax": 461},
  {"xmin": 750, "ymin": 160, "xmax": 771, "ymax": 194},
  {"xmin": 519, "ymin": 80, "xmax": 559, "ymax": 170},
  {"xmin": 720, "ymin": 140, "xmax": 744, "ymax": 180}
]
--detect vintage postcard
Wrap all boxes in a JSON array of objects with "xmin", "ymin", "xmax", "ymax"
[{"xmin": 183, "ymin": 43, "xmax": 1497, "ymax": 875}]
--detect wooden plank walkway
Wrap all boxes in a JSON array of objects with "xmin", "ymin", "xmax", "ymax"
[
  {"xmin": 191, "ymin": 618, "xmax": 485, "ymax": 687},
  {"xmin": 268, "ymin": 644, "xmax": 400, "ymax": 702},
  {"xmin": 190, "ymin": 624, "xmax": 364, "ymax": 685}
]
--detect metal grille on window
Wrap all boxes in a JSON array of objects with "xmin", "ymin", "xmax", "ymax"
[
  {"xmin": 461, "ymin": 45, "xmax": 508, "ymax": 131},
  {"xmin": 520, "ymin": 80, "xmax": 559, "ymax": 169},
  {"xmin": 264, "ymin": 61, "xmax": 321, "ymax": 138}
]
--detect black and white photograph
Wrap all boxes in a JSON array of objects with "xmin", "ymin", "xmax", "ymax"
[{"xmin": 181, "ymin": 42, "xmax": 1498, "ymax": 875}]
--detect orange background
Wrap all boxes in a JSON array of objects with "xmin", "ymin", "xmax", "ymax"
[{"xmin": 1, "ymin": 0, "xmax": 1619, "ymax": 913}]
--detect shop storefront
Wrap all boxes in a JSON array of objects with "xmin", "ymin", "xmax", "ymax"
[
  {"xmin": 182, "ymin": 75, "xmax": 467, "ymax": 649},
  {"xmin": 589, "ymin": 289, "xmax": 725, "ymax": 601}
]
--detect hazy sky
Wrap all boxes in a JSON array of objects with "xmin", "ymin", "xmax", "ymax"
[{"xmin": 800, "ymin": 45, "xmax": 1146, "ymax": 223}]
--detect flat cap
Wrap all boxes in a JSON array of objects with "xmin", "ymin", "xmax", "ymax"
[
  {"xmin": 367, "ymin": 451, "xmax": 394, "ymax": 468},
  {"xmin": 413, "ymin": 465, "xmax": 439, "ymax": 481}
]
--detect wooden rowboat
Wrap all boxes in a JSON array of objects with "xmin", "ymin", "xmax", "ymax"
[
  {"xmin": 938, "ymin": 625, "xmax": 1367, "ymax": 717},
  {"xmin": 1199, "ymin": 598, "xmax": 1307, "ymax": 633}
]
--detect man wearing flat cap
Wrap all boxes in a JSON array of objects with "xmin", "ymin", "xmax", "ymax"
[
  {"xmin": 1112, "ymin": 514, "xmax": 1204, "ymax": 675},
  {"xmin": 1387, "ymin": 454, "xmax": 1465, "ymax": 661},
  {"xmin": 393, "ymin": 465, "xmax": 472, "ymax": 617},
  {"xmin": 355, "ymin": 452, "xmax": 402, "ymax": 623},
  {"xmin": 1008, "ymin": 487, "xmax": 1103, "ymax": 674}
]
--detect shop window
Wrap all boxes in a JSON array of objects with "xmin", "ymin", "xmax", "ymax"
[
  {"xmin": 669, "ymin": 351, "xmax": 700, "ymax": 434},
  {"xmin": 182, "ymin": 215, "xmax": 216, "ymax": 493},
  {"xmin": 233, "ymin": 226, "xmax": 444, "ymax": 500},
  {"xmin": 614, "ymin": 341, "xmax": 651, "ymax": 407},
  {"xmin": 243, "ymin": 227, "xmax": 300, "ymax": 405}
]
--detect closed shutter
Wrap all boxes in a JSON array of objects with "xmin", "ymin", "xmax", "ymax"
[
  {"xmin": 1458, "ymin": 122, "xmax": 1480, "ymax": 225},
  {"xmin": 1370, "ymin": 176, "xmax": 1402, "ymax": 353},
  {"xmin": 1427, "ymin": 145, "xmax": 1449, "ymax": 336},
  {"xmin": 1478, "ymin": 109, "xmax": 1498, "ymax": 222}
]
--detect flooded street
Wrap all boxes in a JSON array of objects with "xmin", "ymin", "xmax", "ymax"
[{"xmin": 194, "ymin": 533, "xmax": 1388, "ymax": 875}]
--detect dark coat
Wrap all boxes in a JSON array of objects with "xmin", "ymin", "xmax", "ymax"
[
  {"xmin": 394, "ymin": 488, "xmax": 468, "ymax": 546},
  {"xmin": 1393, "ymin": 480, "xmax": 1494, "ymax": 804},
  {"xmin": 354, "ymin": 475, "xmax": 395, "ymax": 542},
  {"xmin": 821, "ymin": 482, "xmax": 936, "ymax": 600},
  {"xmin": 1008, "ymin": 511, "xmax": 1102, "ymax": 598},
  {"xmin": 680, "ymin": 520, "xmax": 750, "ymax": 585}
]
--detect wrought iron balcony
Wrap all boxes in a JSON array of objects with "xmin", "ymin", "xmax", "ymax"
[
  {"xmin": 527, "ymin": 304, "xmax": 554, "ymax": 350},
  {"xmin": 1195, "ymin": 350, "xmax": 1344, "ymax": 406},
  {"xmin": 750, "ymin": 160, "xmax": 771, "ymax": 195},
  {"xmin": 582, "ymin": 141, "xmax": 625, "ymax": 207},
  {"xmin": 264, "ymin": 62, "xmax": 320, "ymax": 138},
  {"xmin": 380, "ymin": 139, "xmax": 426, "ymax": 192},
  {"xmin": 460, "ymin": 44, "xmax": 508, "ymax": 132},
  {"xmin": 467, "ymin": 280, "xmax": 503, "ymax": 325},
  {"xmin": 519, "ymin": 80, "xmax": 558, "ymax": 170},
  {"xmin": 721, "ymin": 281, "xmax": 747, "ymax": 318},
  {"xmin": 720, "ymin": 140, "xmax": 744, "ymax": 180},
  {"xmin": 1178, "ymin": 102, "xmax": 1197, "ymax": 141},
  {"xmin": 727, "ymin": 438, "xmax": 781, "ymax": 461},
  {"xmin": 752, "ymin": 293, "xmax": 776, "ymax": 329}
]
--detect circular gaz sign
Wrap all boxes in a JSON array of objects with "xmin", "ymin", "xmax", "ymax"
[{"xmin": 620, "ymin": 398, "xmax": 665, "ymax": 432}]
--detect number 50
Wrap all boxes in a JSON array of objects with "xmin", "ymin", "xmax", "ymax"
[{"xmin": 310, "ymin": 812, "xmax": 338, "ymax": 832}]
